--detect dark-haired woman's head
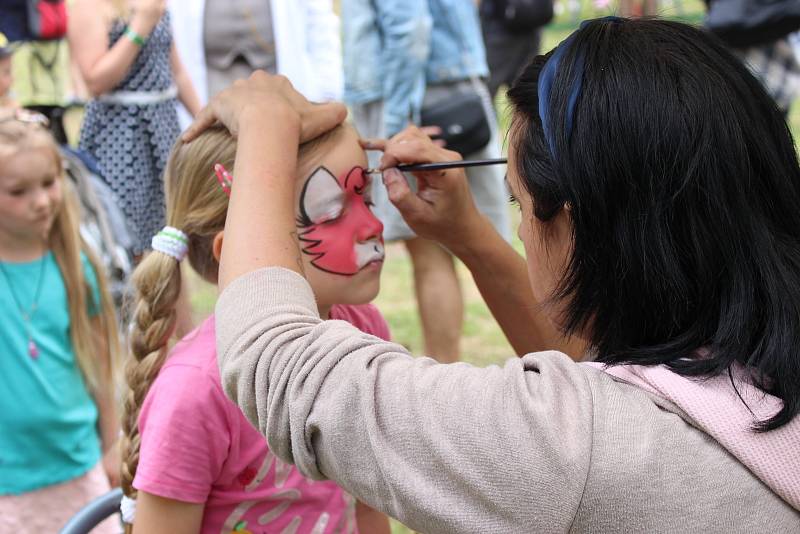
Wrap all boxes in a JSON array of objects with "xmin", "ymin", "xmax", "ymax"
[{"xmin": 506, "ymin": 18, "xmax": 800, "ymax": 430}]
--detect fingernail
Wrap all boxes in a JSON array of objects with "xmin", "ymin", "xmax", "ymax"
[{"xmin": 362, "ymin": 140, "xmax": 376, "ymax": 149}]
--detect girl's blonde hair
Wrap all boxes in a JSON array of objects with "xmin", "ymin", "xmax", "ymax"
[
  {"xmin": 119, "ymin": 126, "xmax": 235, "ymax": 510},
  {"xmin": 119, "ymin": 124, "xmax": 344, "ymax": 519},
  {"xmin": 0, "ymin": 116, "xmax": 120, "ymax": 393}
]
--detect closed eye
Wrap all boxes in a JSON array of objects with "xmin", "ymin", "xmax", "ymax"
[{"xmin": 299, "ymin": 166, "xmax": 346, "ymax": 225}]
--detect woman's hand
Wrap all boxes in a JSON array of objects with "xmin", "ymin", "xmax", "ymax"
[
  {"xmin": 182, "ymin": 71, "xmax": 347, "ymax": 144},
  {"xmin": 365, "ymin": 125, "xmax": 485, "ymax": 252},
  {"xmin": 129, "ymin": 0, "xmax": 167, "ymax": 37},
  {"xmin": 190, "ymin": 72, "xmax": 346, "ymax": 289}
]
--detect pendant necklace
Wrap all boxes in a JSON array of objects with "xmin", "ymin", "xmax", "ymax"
[{"xmin": 0, "ymin": 253, "xmax": 46, "ymax": 359}]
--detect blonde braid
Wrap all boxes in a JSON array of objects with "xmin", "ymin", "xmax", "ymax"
[
  {"xmin": 120, "ymin": 252, "xmax": 181, "ymax": 503},
  {"xmin": 117, "ymin": 127, "xmax": 237, "ymax": 528}
]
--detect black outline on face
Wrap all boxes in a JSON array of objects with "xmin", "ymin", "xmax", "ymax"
[
  {"xmin": 296, "ymin": 165, "xmax": 372, "ymax": 276},
  {"xmin": 296, "ymin": 166, "xmax": 343, "ymax": 228}
]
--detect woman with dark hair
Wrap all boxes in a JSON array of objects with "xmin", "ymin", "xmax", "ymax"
[{"xmin": 184, "ymin": 18, "xmax": 799, "ymax": 532}]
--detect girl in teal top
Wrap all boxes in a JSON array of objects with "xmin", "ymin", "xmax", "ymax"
[{"xmin": 0, "ymin": 110, "xmax": 121, "ymax": 533}]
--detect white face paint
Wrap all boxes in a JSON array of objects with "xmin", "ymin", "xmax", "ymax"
[
  {"xmin": 300, "ymin": 167, "xmax": 346, "ymax": 224},
  {"xmin": 354, "ymin": 240, "xmax": 385, "ymax": 270},
  {"xmin": 297, "ymin": 166, "xmax": 385, "ymax": 276}
]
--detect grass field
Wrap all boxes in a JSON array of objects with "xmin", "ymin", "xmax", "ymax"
[{"xmin": 184, "ymin": 7, "xmax": 800, "ymax": 533}]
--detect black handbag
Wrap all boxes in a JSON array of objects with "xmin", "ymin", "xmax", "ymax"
[
  {"xmin": 706, "ymin": 0, "xmax": 800, "ymax": 47},
  {"xmin": 420, "ymin": 90, "xmax": 492, "ymax": 157}
]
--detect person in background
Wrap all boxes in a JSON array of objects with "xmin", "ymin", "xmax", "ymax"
[
  {"xmin": 618, "ymin": 0, "xmax": 658, "ymax": 17},
  {"xmin": 0, "ymin": 0, "xmax": 74, "ymax": 143},
  {"xmin": 343, "ymin": 0, "xmax": 513, "ymax": 363},
  {"xmin": 0, "ymin": 110, "xmax": 120, "ymax": 533},
  {"xmin": 479, "ymin": 0, "xmax": 545, "ymax": 99},
  {"xmin": 69, "ymin": 0, "xmax": 201, "ymax": 258},
  {"xmin": 69, "ymin": 0, "xmax": 200, "ymax": 334},
  {"xmin": 705, "ymin": 0, "xmax": 800, "ymax": 116},
  {"xmin": 0, "ymin": 33, "xmax": 15, "ymax": 108},
  {"xmin": 169, "ymin": 0, "xmax": 342, "ymax": 129},
  {"xmin": 735, "ymin": 38, "xmax": 800, "ymax": 116}
]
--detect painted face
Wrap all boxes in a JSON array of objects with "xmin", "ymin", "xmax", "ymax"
[{"xmin": 296, "ymin": 165, "xmax": 384, "ymax": 275}]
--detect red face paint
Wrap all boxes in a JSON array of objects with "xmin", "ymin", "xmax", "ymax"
[{"xmin": 297, "ymin": 166, "xmax": 384, "ymax": 275}]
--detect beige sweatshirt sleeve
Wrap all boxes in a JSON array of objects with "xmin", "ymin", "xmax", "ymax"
[{"xmin": 215, "ymin": 267, "xmax": 594, "ymax": 533}]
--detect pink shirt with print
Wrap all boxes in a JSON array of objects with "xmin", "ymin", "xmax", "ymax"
[{"xmin": 133, "ymin": 305, "xmax": 390, "ymax": 534}]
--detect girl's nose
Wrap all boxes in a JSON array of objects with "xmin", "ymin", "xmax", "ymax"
[
  {"xmin": 356, "ymin": 208, "xmax": 384, "ymax": 242},
  {"xmin": 32, "ymin": 188, "xmax": 50, "ymax": 211}
]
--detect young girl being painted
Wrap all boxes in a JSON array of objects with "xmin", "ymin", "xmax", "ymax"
[
  {"xmin": 120, "ymin": 123, "xmax": 391, "ymax": 533},
  {"xmin": 0, "ymin": 111, "xmax": 121, "ymax": 532}
]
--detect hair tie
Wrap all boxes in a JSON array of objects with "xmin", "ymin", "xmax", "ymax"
[
  {"xmin": 151, "ymin": 226, "xmax": 189, "ymax": 261},
  {"xmin": 120, "ymin": 494, "xmax": 136, "ymax": 524},
  {"xmin": 538, "ymin": 16, "xmax": 622, "ymax": 157}
]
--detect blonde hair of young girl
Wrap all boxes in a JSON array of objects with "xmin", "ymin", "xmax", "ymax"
[
  {"xmin": 120, "ymin": 124, "xmax": 341, "ymax": 521},
  {"xmin": 0, "ymin": 117, "xmax": 120, "ymax": 391}
]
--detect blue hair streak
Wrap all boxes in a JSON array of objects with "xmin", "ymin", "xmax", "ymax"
[{"xmin": 538, "ymin": 17, "xmax": 623, "ymax": 157}]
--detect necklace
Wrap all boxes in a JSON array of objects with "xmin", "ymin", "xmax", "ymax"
[{"xmin": 0, "ymin": 253, "xmax": 47, "ymax": 359}]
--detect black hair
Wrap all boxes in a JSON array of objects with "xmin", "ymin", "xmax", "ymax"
[{"xmin": 506, "ymin": 18, "xmax": 800, "ymax": 431}]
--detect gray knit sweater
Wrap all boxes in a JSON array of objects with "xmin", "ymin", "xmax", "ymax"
[{"xmin": 216, "ymin": 268, "xmax": 799, "ymax": 533}]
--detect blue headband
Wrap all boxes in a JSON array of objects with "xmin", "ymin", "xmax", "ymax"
[{"xmin": 538, "ymin": 17, "xmax": 622, "ymax": 157}]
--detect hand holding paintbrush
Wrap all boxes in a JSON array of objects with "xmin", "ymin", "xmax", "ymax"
[
  {"xmin": 360, "ymin": 125, "xmax": 500, "ymax": 250},
  {"xmin": 365, "ymin": 157, "xmax": 507, "ymax": 175}
]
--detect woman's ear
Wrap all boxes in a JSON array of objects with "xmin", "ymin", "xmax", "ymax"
[{"xmin": 212, "ymin": 231, "xmax": 224, "ymax": 263}]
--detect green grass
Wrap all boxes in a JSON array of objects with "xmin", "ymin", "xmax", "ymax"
[{"xmin": 188, "ymin": 7, "xmax": 800, "ymax": 532}]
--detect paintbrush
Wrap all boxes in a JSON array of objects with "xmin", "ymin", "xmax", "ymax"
[{"xmin": 365, "ymin": 157, "xmax": 507, "ymax": 175}]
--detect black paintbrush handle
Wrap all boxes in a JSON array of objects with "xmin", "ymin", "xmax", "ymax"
[{"xmin": 366, "ymin": 158, "xmax": 507, "ymax": 174}]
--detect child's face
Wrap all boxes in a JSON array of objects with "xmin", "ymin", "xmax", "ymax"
[
  {"xmin": 0, "ymin": 147, "xmax": 62, "ymax": 244},
  {"xmin": 0, "ymin": 57, "xmax": 12, "ymax": 100},
  {"xmin": 295, "ymin": 127, "xmax": 384, "ymax": 310}
]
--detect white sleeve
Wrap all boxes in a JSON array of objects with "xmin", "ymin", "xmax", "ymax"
[{"xmin": 303, "ymin": 0, "xmax": 343, "ymax": 101}]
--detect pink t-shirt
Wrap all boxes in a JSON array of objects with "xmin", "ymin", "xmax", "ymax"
[{"xmin": 134, "ymin": 305, "xmax": 390, "ymax": 534}]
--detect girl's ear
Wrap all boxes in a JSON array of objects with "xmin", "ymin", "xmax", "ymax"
[{"xmin": 212, "ymin": 231, "xmax": 224, "ymax": 263}]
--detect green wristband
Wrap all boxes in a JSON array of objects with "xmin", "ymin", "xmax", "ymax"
[{"xmin": 124, "ymin": 26, "xmax": 146, "ymax": 47}]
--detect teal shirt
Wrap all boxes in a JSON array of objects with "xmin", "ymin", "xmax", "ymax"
[{"xmin": 0, "ymin": 251, "xmax": 102, "ymax": 494}]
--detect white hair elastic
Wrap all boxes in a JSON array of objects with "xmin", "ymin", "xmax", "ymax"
[
  {"xmin": 151, "ymin": 226, "xmax": 189, "ymax": 261},
  {"xmin": 120, "ymin": 494, "xmax": 137, "ymax": 524}
]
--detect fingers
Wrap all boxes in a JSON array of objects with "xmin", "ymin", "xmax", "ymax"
[
  {"xmin": 360, "ymin": 138, "xmax": 386, "ymax": 151},
  {"xmin": 360, "ymin": 125, "xmax": 445, "ymax": 154},
  {"xmin": 182, "ymin": 105, "xmax": 221, "ymax": 142},
  {"xmin": 378, "ymin": 124, "xmax": 460, "ymax": 168},
  {"xmin": 300, "ymin": 101, "xmax": 348, "ymax": 143},
  {"xmin": 383, "ymin": 168, "xmax": 429, "ymax": 223},
  {"xmin": 419, "ymin": 125, "xmax": 442, "ymax": 138},
  {"xmin": 379, "ymin": 136, "xmax": 459, "ymax": 170}
]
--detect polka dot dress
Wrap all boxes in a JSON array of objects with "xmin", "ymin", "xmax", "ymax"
[{"xmin": 79, "ymin": 13, "xmax": 180, "ymax": 255}]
